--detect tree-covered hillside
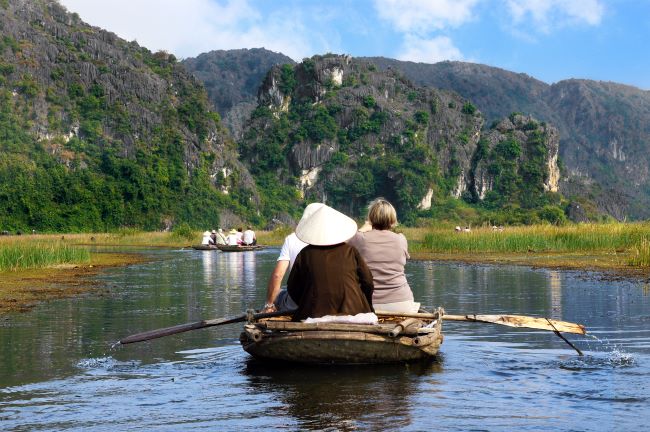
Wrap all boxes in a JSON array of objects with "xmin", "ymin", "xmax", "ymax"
[
  {"xmin": 366, "ymin": 57, "xmax": 650, "ymax": 220},
  {"xmin": 182, "ymin": 48, "xmax": 295, "ymax": 140},
  {"xmin": 0, "ymin": 0, "xmax": 257, "ymax": 232},
  {"xmin": 238, "ymin": 55, "xmax": 565, "ymax": 225}
]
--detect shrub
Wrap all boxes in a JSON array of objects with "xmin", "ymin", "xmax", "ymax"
[
  {"xmin": 414, "ymin": 110, "xmax": 429, "ymax": 124},
  {"xmin": 462, "ymin": 102, "xmax": 477, "ymax": 115},
  {"xmin": 172, "ymin": 222, "xmax": 195, "ymax": 241}
]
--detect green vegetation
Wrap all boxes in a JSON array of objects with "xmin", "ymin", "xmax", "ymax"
[
  {"xmin": 241, "ymin": 60, "xmax": 445, "ymax": 222},
  {"xmin": 0, "ymin": 34, "xmax": 247, "ymax": 232},
  {"xmin": 0, "ymin": 241, "xmax": 90, "ymax": 272},
  {"xmin": 461, "ymin": 102, "xmax": 477, "ymax": 115},
  {"xmin": 629, "ymin": 238, "xmax": 650, "ymax": 267},
  {"xmin": 412, "ymin": 223, "xmax": 650, "ymax": 256}
]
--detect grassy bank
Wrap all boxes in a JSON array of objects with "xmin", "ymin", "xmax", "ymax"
[
  {"xmin": 2, "ymin": 223, "xmax": 649, "ymax": 314},
  {"xmin": 404, "ymin": 222, "xmax": 650, "ymax": 268},
  {"xmin": 3, "ymin": 222, "xmax": 650, "ymax": 272},
  {"xmin": 0, "ymin": 239, "xmax": 91, "ymax": 272}
]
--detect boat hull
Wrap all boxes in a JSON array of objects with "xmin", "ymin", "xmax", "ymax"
[
  {"xmin": 191, "ymin": 245, "xmax": 218, "ymax": 250},
  {"xmin": 217, "ymin": 245, "xmax": 264, "ymax": 252},
  {"xmin": 240, "ymin": 316, "xmax": 443, "ymax": 365}
]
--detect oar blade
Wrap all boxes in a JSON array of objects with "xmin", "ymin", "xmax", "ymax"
[
  {"xmin": 443, "ymin": 314, "xmax": 586, "ymax": 335},
  {"xmin": 478, "ymin": 315, "xmax": 586, "ymax": 335}
]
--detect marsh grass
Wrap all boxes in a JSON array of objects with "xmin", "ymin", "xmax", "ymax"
[
  {"xmin": 628, "ymin": 238, "xmax": 650, "ymax": 267},
  {"xmin": 409, "ymin": 223, "xmax": 650, "ymax": 257},
  {"xmin": 256, "ymin": 226, "xmax": 293, "ymax": 246},
  {"xmin": 0, "ymin": 240, "xmax": 90, "ymax": 272}
]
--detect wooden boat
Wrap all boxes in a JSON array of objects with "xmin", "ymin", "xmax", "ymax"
[
  {"xmin": 217, "ymin": 244, "xmax": 264, "ymax": 252},
  {"xmin": 191, "ymin": 244, "xmax": 219, "ymax": 250},
  {"xmin": 239, "ymin": 308, "xmax": 444, "ymax": 364}
]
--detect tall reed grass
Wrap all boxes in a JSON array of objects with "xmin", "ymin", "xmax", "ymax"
[
  {"xmin": 256, "ymin": 226, "xmax": 294, "ymax": 246},
  {"xmin": 411, "ymin": 222, "xmax": 650, "ymax": 255},
  {"xmin": 628, "ymin": 238, "xmax": 650, "ymax": 267},
  {"xmin": 0, "ymin": 241, "xmax": 91, "ymax": 272}
]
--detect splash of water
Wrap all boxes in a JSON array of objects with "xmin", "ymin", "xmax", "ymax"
[{"xmin": 558, "ymin": 334, "xmax": 636, "ymax": 370}]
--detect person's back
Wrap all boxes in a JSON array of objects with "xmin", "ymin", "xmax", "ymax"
[
  {"xmin": 288, "ymin": 243, "xmax": 373, "ymax": 321},
  {"xmin": 348, "ymin": 198, "xmax": 419, "ymax": 313},
  {"xmin": 201, "ymin": 231, "xmax": 211, "ymax": 245},
  {"xmin": 243, "ymin": 227, "xmax": 256, "ymax": 245},
  {"xmin": 226, "ymin": 230, "xmax": 239, "ymax": 246},
  {"xmin": 216, "ymin": 229, "xmax": 227, "ymax": 245},
  {"xmin": 348, "ymin": 229, "xmax": 412, "ymax": 304}
]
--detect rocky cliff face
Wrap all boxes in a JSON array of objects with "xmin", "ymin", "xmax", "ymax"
[
  {"xmin": 474, "ymin": 114, "xmax": 560, "ymax": 204},
  {"xmin": 546, "ymin": 80, "xmax": 650, "ymax": 219},
  {"xmin": 0, "ymin": 0, "xmax": 257, "ymax": 230},
  {"xmin": 239, "ymin": 55, "xmax": 558, "ymax": 221},
  {"xmin": 182, "ymin": 48, "xmax": 294, "ymax": 140},
  {"xmin": 366, "ymin": 57, "xmax": 650, "ymax": 220}
]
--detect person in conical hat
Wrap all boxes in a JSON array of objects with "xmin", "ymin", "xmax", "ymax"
[
  {"xmin": 286, "ymin": 204, "xmax": 374, "ymax": 321},
  {"xmin": 225, "ymin": 229, "xmax": 240, "ymax": 246},
  {"xmin": 262, "ymin": 203, "xmax": 325, "ymax": 313}
]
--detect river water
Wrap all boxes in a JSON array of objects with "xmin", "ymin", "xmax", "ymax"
[{"xmin": 1, "ymin": 248, "xmax": 649, "ymax": 431}]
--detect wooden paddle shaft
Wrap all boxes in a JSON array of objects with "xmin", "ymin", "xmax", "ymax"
[
  {"xmin": 119, "ymin": 310, "xmax": 295, "ymax": 345},
  {"xmin": 376, "ymin": 310, "xmax": 586, "ymax": 335}
]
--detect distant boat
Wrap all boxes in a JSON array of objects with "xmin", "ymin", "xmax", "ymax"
[
  {"xmin": 191, "ymin": 244, "xmax": 219, "ymax": 251},
  {"xmin": 217, "ymin": 244, "xmax": 265, "ymax": 252}
]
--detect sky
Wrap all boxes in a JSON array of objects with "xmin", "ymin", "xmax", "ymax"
[{"xmin": 59, "ymin": 0, "xmax": 650, "ymax": 90}]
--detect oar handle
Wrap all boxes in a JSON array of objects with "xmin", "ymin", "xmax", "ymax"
[
  {"xmin": 119, "ymin": 320, "xmax": 218, "ymax": 344},
  {"xmin": 119, "ymin": 309, "xmax": 297, "ymax": 345}
]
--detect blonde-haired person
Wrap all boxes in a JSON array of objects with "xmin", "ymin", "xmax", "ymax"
[{"xmin": 347, "ymin": 198, "xmax": 420, "ymax": 313}]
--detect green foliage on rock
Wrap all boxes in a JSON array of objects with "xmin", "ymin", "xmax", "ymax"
[{"xmin": 0, "ymin": 1, "xmax": 251, "ymax": 232}]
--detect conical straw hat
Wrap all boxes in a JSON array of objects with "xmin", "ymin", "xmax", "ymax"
[
  {"xmin": 299, "ymin": 202, "xmax": 325, "ymax": 223},
  {"xmin": 295, "ymin": 204, "xmax": 357, "ymax": 246}
]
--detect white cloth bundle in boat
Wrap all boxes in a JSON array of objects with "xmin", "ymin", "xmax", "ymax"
[{"xmin": 303, "ymin": 312, "xmax": 379, "ymax": 325}]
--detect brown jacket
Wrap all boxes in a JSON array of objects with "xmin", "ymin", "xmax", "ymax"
[{"xmin": 287, "ymin": 243, "xmax": 374, "ymax": 321}]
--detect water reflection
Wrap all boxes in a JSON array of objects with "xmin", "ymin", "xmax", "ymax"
[
  {"xmin": 201, "ymin": 250, "xmax": 215, "ymax": 286},
  {"xmin": 2, "ymin": 250, "xmax": 650, "ymax": 431},
  {"xmin": 245, "ymin": 360, "xmax": 441, "ymax": 430}
]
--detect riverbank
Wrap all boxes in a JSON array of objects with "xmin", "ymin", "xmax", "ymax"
[
  {"xmin": 0, "ymin": 251, "xmax": 149, "ymax": 314},
  {"xmin": 2, "ymin": 223, "xmax": 649, "ymax": 314},
  {"xmin": 404, "ymin": 223, "xmax": 650, "ymax": 279},
  {"xmin": 409, "ymin": 250, "xmax": 650, "ymax": 280}
]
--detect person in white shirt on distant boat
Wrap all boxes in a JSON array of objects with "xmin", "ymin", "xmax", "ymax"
[
  {"xmin": 243, "ymin": 226, "xmax": 256, "ymax": 245},
  {"xmin": 216, "ymin": 228, "xmax": 227, "ymax": 245},
  {"xmin": 226, "ymin": 229, "xmax": 240, "ymax": 246}
]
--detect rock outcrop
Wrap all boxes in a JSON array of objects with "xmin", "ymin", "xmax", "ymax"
[
  {"xmin": 366, "ymin": 57, "xmax": 650, "ymax": 220},
  {"xmin": 182, "ymin": 48, "xmax": 295, "ymax": 139},
  {"xmin": 239, "ymin": 55, "xmax": 559, "ymax": 220},
  {"xmin": 0, "ymin": 0, "xmax": 257, "ymax": 230}
]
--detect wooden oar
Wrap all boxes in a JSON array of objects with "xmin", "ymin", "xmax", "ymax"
[
  {"xmin": 376, "ymin": 311, "xmax": 586, "ymax": 335},
  {"xmin": 118, "ymin": 310, "xmax": 294, "ymax": 345}
]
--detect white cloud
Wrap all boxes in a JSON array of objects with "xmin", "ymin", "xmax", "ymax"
[
  {"xmin": 59, "ymin": 0, "xmax": 313, "ymax": 60},
  {"xmin": 505, "ymin": 0, "xmax": 605, "ymax": 32},
  {"xmin": 373, "ymin": 0, "xmax": 480, "ymax": 33},
  {"xmin": 398, "ymin": 35, "xmax": 464, "ymax": 63}
]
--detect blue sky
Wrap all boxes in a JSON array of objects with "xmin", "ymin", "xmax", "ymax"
[{"xmin": 60, "ymin": 0, "xmax": 650, "ymax": 89}]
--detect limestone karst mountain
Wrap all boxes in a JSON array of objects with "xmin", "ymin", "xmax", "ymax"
[
  {"xmin": 0, "ymin": 0, "xmax": 257, "ymax": 230},
  {"xmin": 237, "ymin": 55, "xmax": 561, "ymax": 223}
]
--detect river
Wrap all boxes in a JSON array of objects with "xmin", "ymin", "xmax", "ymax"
[{"xmin": 1, "ymin": 248, "xmax": 649, "ymax": 431}]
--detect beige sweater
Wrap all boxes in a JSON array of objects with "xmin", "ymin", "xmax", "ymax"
[{"xmin": 348, "ymin": 230, "xmax": 414, "ymax": 304}]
